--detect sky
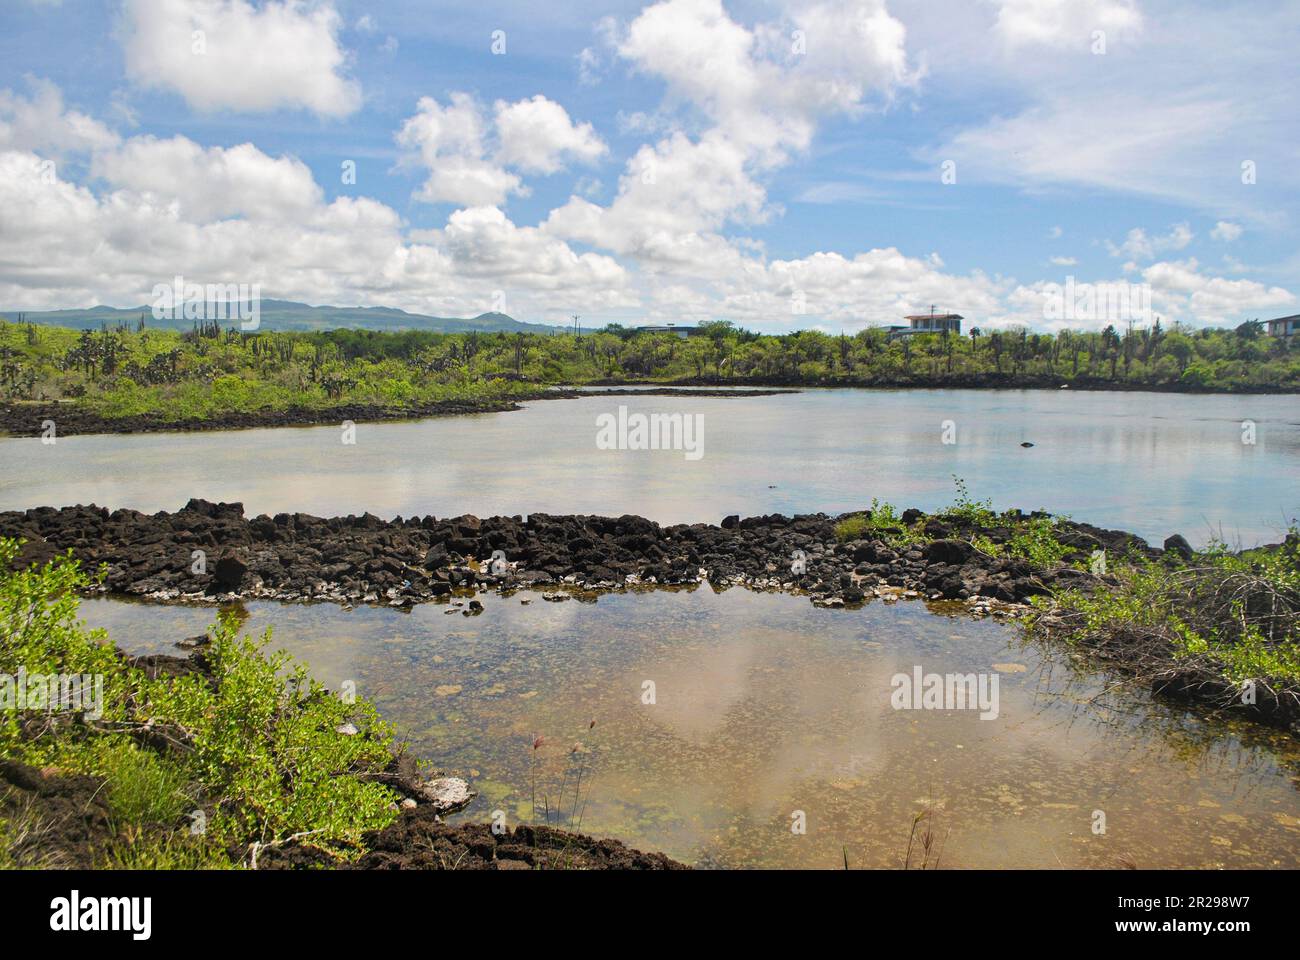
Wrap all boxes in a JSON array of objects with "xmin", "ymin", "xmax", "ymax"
[{"xmin": 0, "ymin": 0, "xmax": 1297, "ymax": 333}]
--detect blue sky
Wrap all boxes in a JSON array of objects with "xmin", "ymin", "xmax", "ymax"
[{"xmin": 1, "ymin": 0, "xmax": 1297, "ymax": 332}]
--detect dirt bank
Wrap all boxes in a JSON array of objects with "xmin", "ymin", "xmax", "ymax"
[{"xmin": 0, "ymin": 760, "xmax": 114, "ymax": 869}]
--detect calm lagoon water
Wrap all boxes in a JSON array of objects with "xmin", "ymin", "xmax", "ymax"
[
  {"xmin": 81, "ymin": 588, "xmax": 1300, "ymax": 869},
  {"xmin": 2, "ymin": 389, "xmax": 1295, "ymax": 547}
]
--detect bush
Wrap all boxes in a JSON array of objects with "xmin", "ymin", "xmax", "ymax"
[
  {"xmin": 1032, "ymin": 532, "xmax": 1300, "ymax": 688},
  {"xmin": 1005, "ymin": 517, "xmax": 1072, "ymax": 568},
  {"xmin": 938, "ymin": 476, "xmax": 998, "ymax": 528},
  {"xmin": 0, "ymin": 538, "xmax": 401, "ymax": 866}
]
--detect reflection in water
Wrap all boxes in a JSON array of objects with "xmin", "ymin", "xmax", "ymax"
[
  {"xmin": 3, "ymin": 389, "xmax": 1296, "ymax": 546},
  {"xmin": 82, "ymin": 588, "xmax": 1300, "ymax": 869}
]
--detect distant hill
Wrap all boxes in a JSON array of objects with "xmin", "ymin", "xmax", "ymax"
[{"xmin": 0, "ymin": 299, "xmax": 563, "ymax": 334}]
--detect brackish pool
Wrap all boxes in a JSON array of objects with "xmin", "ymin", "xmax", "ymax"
[{"xmin": 82, "ymin": 588, "xmax": 1300, "ymax": 869}]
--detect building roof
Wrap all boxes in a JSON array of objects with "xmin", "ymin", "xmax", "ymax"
[
  {"xmin": 904, "ymin": 313, "xmax": 963, "ymax": 322},
  {"xmin": 1266, "ymin": 314, "xmax": 1300, "ymax": 323}
]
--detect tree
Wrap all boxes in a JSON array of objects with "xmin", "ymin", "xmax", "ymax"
[{"xmin": 1235, "ymin": 319, "xmax": 1262, "ymax": 340}]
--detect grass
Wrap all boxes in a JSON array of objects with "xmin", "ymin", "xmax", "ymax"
[
  {"xmin": 903, "ymin": 796, "xmax": 950, "ymax": 870},
  {"xmin": 0, "ymin": 794, "xmax": 74, "ymax": 869},
  {"xmin": 98, "ymin": 826, "xmax": 234, "ymax": 870},
  {"xmin": 87, "ymin": 739, "xmax": 192, "ymax": 825},
  {"xmin": 528, "ymin": 720, "xmax": 600, "ymax": 833}
]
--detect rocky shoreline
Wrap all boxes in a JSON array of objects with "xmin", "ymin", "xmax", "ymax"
[
  {"xmin": 6, "ymin": 375, "xmax": 1289, "ymax": 441},
  {"xmin": 0, "ymin": 397, "xmax": 528, "ymax": 437},
  {"xmin": 0, "ymin": 387, "xmax": 791, "ymax": 439},
  {"xmin": 0, "ymin": 500, "xmax": 1138, "ymax": 613}
]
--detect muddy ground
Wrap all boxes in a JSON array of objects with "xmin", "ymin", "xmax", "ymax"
[{"xmin": 258, "ymin": 814, "xmax": 687, "ymax": 870}]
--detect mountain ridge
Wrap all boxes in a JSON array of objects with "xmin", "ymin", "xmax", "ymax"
[{"xmin": 0, "ymin": 299, "xmax": 562, "ymax": 334}]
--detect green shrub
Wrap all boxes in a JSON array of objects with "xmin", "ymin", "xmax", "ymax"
[
  {"xmin": 938, "ymin": 476, "xmax": 998, "ymax": 528},
  {"xmin": 0, "ymin": 538, "xmax": 401, "ymax": 866},
  {"xmin": 1005, "ymin": 517, "xmax": 1072, "ymax": 568},
  {"xmin": 835, "ymin": 499, "xmax": 920, "ymax": 545}
]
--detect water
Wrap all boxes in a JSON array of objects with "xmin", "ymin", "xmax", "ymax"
[
  {"xmin": 12, "ymin": 388, "xmax": 1300, "ymax": 867},
  {"xmin": 81, "ymin": 589, "xmax": 1300, "ymax": 869},
  {"xmin": 2, "ymin": 389, "xmax": 1295, "ymax": 547}
]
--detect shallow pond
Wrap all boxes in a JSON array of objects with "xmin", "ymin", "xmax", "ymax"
[{"xmin": 82, "ymin": 588, "xmax": 1300, "ymax": 869}]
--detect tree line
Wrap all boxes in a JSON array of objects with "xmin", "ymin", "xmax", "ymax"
[{"xmin": 0, "ymin": 316, "xmax": 1295, "ymax": 418}]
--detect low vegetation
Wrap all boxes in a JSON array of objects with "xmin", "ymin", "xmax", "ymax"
[
  {"xmin": 0, "ymin": 538, "xmax": 401, "ymax": 868},
  {"xmin": 835, "ymin": 479, "xmax": 1300, "ymax": 717},
  {"xmin": 0, "ymin": 314, "xmax": 1295, "ymax": 425},
  {"xmin": 833, "ymin": 498, "xmax": 920, "ymax": 546},
  {"xmin": 834, "ymin": 478, "xmax": 1070, "ymax": 568},
  {"xmin": 1031, "ymin": 535, "xmax": 1300, "ymax": 693}
]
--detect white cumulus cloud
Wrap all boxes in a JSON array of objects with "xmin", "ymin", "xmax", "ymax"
[
  {"xmin": 120, "ymin": 0, "xmax": 361, "ymax": 117},
  {"xmin": 1106, "ymin": 223, "xmax": 1193, "ymax": 260},
  {"xmin": 0, "ymin": 79, "xmax": 119, "ymax": 155},
  {"xmin": 493, "ymin": 96, "xmax": 607, "ymax": 174}
]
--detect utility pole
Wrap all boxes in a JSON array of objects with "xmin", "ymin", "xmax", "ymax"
[{"xmin": 572, "ymin": 314, "xmax": 581, "ymax": 338}]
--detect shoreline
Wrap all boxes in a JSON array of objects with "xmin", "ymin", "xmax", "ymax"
[
  {"xmin": 591, "ymin": 374, "xmax": 1300, "ymax": 395},
  {"xmin": 4, "ymin": 499, "xmax": 1295, "ymax": 732},
  {"xmin": 0, "ymin": 387, "xmax": 793, "ymax": 439},
  {"xmin": 2, "ymin": 374, "xmax": 1294, "ymax": 439}
]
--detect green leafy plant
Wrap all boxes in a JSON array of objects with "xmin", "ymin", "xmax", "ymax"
[
  {"xmin": 0, "ymin": 538, "xmax": 402, "ymax": 867},
  {"xmin": 1004, "ymin": 517, "xmax": 1072, "ymax": 568},
  {"xmin": 835, "ymin": 499, "xmax": 921, "ymax": 546},
  {"xmin": 940, "ymin": 476, "xmax": 998, "ymax": 528}
]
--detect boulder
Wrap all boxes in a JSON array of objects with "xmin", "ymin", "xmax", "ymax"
[
  {"xmin": 213, "ymin": 553, "xmax": 248, "ymax": 590},
  {"xmin": 415, "ymin": 777, "xmax": 476, "ymax": 814},
  {"xmin": 1163, "ymin": 534, "xmax": 1194, "ymax": 561},
  {"xmin": 922, "ymin": 539, "xmax": 974, "ymax": 566}
]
